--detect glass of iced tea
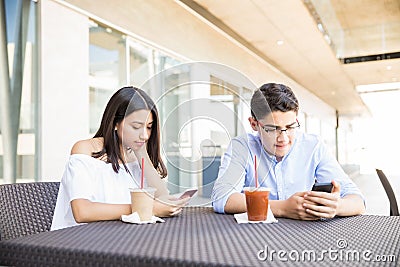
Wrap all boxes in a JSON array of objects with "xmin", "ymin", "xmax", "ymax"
[{"xmin": 244, "ymin": 187, "xmax": 271, "ymax": 221}]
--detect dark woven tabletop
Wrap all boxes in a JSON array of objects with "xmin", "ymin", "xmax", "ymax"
[{"xmin": 0, "ymin": 207, "xmax": 399, "ymax": 267}]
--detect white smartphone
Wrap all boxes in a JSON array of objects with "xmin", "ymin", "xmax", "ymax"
[{"xmin": 178, "ymin": 188, "xmax": 198, "ymax": 199}]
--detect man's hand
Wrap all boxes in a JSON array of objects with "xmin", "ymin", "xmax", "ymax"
[
  {"xmin": 276, "ymin": 192, "xmax": 320, "ymax": 220},
  {"xmin": 303, "ymin": 180, "xmax": 341, "ymax": 219}
]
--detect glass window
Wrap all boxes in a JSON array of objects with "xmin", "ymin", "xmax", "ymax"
[
  {"xmin": 17, "ymin": 155, "xmax": 35, "ymax": 179},
  {"xmin": 0, "ymin": 155, "xmax": 35, "ymax": 181},
  {"xmin": 210, "ymin": 75, "xmax": 239, "ymax": 137},
  {"xmin": 89, "ymin": 21, "xmax": 208, "ymax": 195},
  {"xmin": 128, "ymin": 40, "xmax": 151, "ymax": 87},
  {"xmin": 1, "ymin": 0, "xmax": 38, "ymax": 182},
  {"xmin": 3, "ymin": 0, "xmax": 38, "ymax": 134},
  {"xmin": 89, "ymin": 21, "xmax": 126, "ymax": 133},
  {"xmin": 154, "ymin": 51, "xmax": 182, "ymax": 74},
  {"xmin": 147, "ymin": 61, "xmax": 189, "ymax": 194}
]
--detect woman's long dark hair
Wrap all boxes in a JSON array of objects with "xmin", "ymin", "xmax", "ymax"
[{"xmin": 93, "ymin": 86, "xmax": 167, "ymax": 178}]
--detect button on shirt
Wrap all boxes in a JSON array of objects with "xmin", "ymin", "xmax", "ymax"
[{"xmin": 211, "ymin": 132, "xmax": 364, "ymax": 214}]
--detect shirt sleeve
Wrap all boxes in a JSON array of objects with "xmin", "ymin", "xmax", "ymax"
[
  {"xmin": 62, "ymin": 155, "xmax": 96, "ymax": 202},
  {"xmin": 314, "ymin": 139, "xmax": 365, "ymax": 201},
  {"xmin": 212, "ymin": 137, "xmax": 251, "ymax": 213}
]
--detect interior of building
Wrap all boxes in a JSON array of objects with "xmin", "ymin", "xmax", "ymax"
[{"xmin": 1, "ymin": 0, "xmax": 399, "ymax": 216}]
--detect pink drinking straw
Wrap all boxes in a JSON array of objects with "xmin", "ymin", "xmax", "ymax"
[
  {"xmin": 141, "ymin": 157, "xmax": 144, "ymax": 189},
  {"xmin": 255, "ymin": 155, "xmax": 258, "ymax": 188}
]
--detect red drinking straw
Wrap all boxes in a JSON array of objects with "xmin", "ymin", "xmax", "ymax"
[
  {"xmin": 141, "ymin": 157, "xmax": 144, "ymax": 189},
  {"xmin": 255, "ymin": 155, "xmax": 258, "ymax": 188}
]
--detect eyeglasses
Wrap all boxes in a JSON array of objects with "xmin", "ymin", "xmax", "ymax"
[{"xmin": 258, "ymin": 120, "xmax": 300, "ymax": 137}]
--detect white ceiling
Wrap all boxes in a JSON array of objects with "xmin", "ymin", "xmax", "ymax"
[{"xmin": 181, "ymin": 0, "xmax": 400, "ymax": 117}]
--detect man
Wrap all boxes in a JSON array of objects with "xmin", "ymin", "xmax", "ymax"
[{"xmin": 212, "ymin": 83, "xmax": 365, "ymax": 220}]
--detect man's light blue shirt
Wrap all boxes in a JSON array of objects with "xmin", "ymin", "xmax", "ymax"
[{"xmin": 212, "ymin": 132, "xmax": 364, "ymax": 213}]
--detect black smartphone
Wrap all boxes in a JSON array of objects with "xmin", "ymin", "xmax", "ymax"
[{"xmin": 312, "ymin": 182, "xmax": 333, "ymax": 193}]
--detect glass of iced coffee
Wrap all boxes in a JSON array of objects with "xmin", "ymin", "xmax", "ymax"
[
  {"xmin": 244, "ymin": 187, "xmax": 271, "ymax": 221},
  {"xmin": 130, "ymin": 187, "xmax": 156, "ymax": 221}
]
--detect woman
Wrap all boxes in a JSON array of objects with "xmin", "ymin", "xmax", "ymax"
[{"xmin": 51, "ymin": 86, "xmax": 188, "ymax": 230}]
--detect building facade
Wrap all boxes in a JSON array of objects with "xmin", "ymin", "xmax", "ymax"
[{"xmin": 1, "ymin": 0, "xmax": 352, "ymax": 195}]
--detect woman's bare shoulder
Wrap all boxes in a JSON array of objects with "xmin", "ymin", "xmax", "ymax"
[{"xmin": 71, "ymin": 137, "xmax": 104, "ymax": 156}]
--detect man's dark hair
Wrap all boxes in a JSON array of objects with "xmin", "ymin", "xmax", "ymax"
[{"xmin": 250, "ymin": 83, "xmax": 299, "ymax": 120}]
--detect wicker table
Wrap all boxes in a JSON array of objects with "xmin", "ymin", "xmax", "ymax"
[{"xmin": 0, "ymin": 207, "xmax": 399, "ymax": 266}]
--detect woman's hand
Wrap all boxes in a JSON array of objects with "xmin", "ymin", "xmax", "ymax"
[
  {"xmin": 153, "ymin": 195, "xmax": 190, "ymax": 217},
  {"xmin": 303, "ymin": 180, "xmax": 341, "ymax": 219}
]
